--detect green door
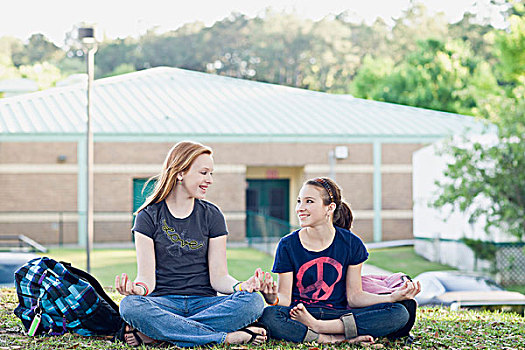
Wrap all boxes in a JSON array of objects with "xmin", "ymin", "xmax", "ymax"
[{"xmin": 246, "ymin": 179, "xmax": 290, "ymax": 241}]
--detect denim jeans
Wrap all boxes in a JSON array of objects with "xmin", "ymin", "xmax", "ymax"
[
  {"xmin": 258, "ymin": 302, "xmax": 409, "ymax": 343},
  {"xmin": 119, "ymin": 291, "xmax": 265, "ymax": 347}
]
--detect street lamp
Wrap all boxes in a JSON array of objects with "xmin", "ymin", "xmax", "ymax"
[
  {"xmin": 328, "ymin": 146, "xmax": 348, "ymax": 180},
  {"xmin": 79, "ymin": 26, "xmax": 97, "ymax": 273}
]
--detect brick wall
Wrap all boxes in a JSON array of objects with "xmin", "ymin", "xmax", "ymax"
[
  {"xmin": 0, "ymin": 142, "xmax": 77, "ymax": 163},
  {"xmin": 352, "ymin": 219, "xmax": 373, "ymax": 242},
  {"xmin": 382, "ymin": 144, "xmax": 426, "ymax": 163},
  {"xmin": 333, "ymin": 173, "xmax": 374, "ymax": 210},
  {"xmin": 0, "ymin": 141, "xmax": 420, "ymax": 244},
  {"xmin": 0, "ymin": 174, "xmax": 77, "ymax": 211},
  {"xmin": 382, "ymin": 219, "xmax": 413, "ymax": 241},
  {"xmin": 211, "ymin": 143, "xmax": 373, "ymax": 165},
  {"xmin": 382, "ymin": 173, "xmax": 413, "ymax": 210}
]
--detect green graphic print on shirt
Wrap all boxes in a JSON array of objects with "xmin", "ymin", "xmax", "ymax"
[{"xmin": 162, "ymin": 219, "xmax": 204, "ymax": 251}]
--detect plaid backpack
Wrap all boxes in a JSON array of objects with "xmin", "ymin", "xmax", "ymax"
[{"xmin": 13, "ymin": 257, "xmax": 123, "ymax": 336}]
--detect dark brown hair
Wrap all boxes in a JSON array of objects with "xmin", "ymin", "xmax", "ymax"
[{"xmin": 305, "ymin": 177, "xmax": 354, "ymax": 230}]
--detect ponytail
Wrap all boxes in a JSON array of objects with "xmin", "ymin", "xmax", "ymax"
[{"xmin": 334, "ymin": 201, "xmax": 353, "ymax": 230}]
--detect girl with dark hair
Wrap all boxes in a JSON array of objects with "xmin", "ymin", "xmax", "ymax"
[
  {"xmin": 258, "ymin": 177, "xmax": 420, "ymax": 344},
  {"xmin": 115, "ymin": 141, "xmax": 268, "ymax": 347}
]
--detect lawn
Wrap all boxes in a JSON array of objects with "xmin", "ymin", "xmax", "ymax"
[
  {"xmin": 39, "ymin": 247, "xmax": 276, "ymax": 288},
  {"xmin": 36, "ymin": 245, "xmax": 525, "ymax": 293},
  {"xmin": 1, "ymin": 287, "xmax": 524, "ymax": 349},
  {"xmin": 366, "ymin": 246, "xmax": 455, "ymax": 277},
  {"xmin": 2, "ymin": 246, "xmax": 525, "ymax": 349}
]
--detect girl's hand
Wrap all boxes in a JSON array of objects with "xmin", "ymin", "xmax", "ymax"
[
  {"xmin": 240, "ymin": 268, "xmax": 265, "ymax": 292},
  {"xmin": 261, "ymin": 272, "xmax": 278, "ymax": 305},
  {"xmin": 391, "ymin": 280, "xmax": 421, "ymax": 302},
  {"xmin": 115, "ymin": 273, "xmax": 145, "ymax": 296}
]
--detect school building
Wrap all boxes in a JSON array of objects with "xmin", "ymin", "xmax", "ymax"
[{"xmin": 0, "ymin": 67, "xmax": 481, "ymax": 245}]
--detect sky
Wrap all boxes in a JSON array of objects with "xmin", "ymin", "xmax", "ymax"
[{"xmin": 1, "ymin": 0, "xmax": 506, "ymax": 46}]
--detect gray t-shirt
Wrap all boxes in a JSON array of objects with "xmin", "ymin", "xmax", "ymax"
[{"xmin": 132, "ymin": 199, "xmax": 228, "ymax": 296}]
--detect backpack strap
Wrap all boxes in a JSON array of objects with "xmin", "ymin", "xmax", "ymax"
[{"xmin": 60, "ymin": 262, "xmax": 119, "ymax": 312}]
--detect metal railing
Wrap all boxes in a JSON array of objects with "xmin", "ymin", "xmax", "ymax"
[
  {"xmin": 0, "ymin": 211, "xmax": 132, "ymax": 246},
  {"xmin": 0, "ymin": 234, "xmax": 48, "ymax": 253},
  {"xmin": 246, "ymin": 211, "xmax": 299, "ymax": 254}
]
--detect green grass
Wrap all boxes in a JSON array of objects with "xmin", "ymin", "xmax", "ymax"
[
  {"xmin": 39, "ymin": 247, "xmax": 275, "ymax": 288},
  {"xmin": 40, "ymin": 246, "xmax": 525, "ymax": 293},
  {"xmin": 367, "ymin": 246, "xmax": 457, "ymax": 277},
  {"xmin": 1, "ymin": 287, "xmax": 524, "ymax": 349},
  {"xmin": 40, "ymin": 248, "xmax": 138, "ymax": 288},
  {"xmin": 506, "ymin": 285, "xmax": 525, "ymax": 294},
  {"xmin": 3, "ymin": 246, "xmax": 525, "ymax": 349},
  {"xmin": 224, "ymin": 248, "xmax": 275, "ymax": 280}
]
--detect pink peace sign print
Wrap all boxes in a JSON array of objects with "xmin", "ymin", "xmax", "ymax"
[{"xmin": 296, "ymin": 257, "xmax": 343, "ymax": 300}]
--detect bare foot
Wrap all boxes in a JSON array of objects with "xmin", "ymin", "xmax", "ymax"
[
  {"xmin": 123, "ymin": 324, "xmax": 156, "ymax": 346},
  {"xmin": 317, "ymin": 333, "xmax": 345, "ymax": 344},
  {"xmin": 345, "ymin": 335, "xmax": 375, "ymax": 344},
  {"xmin": 225, "ymin": 326, "xmax": 267, "ymax": 345},
  {"xmin": 290, "ymin": 303, "xmax": 319, "ymax": 331}
]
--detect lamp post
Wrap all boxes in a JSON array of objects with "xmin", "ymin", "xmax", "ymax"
[{"xmin": 79, "ymin": 27, "xmax": 97, "ymax": 273}]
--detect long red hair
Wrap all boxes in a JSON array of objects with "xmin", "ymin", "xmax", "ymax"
[{"xmin": 135, "ymin": 141, "xmax": 212, "ymax": 214}]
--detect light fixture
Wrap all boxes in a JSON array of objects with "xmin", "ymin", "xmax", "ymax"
[{"xmin": 329, "ymin": 146, "xmax": 349, "ymax": 180}]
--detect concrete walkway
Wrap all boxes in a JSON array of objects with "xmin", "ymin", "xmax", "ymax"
[{"xmin": 361, "ymin": 263, "xmax": 391, "ymax": 275}]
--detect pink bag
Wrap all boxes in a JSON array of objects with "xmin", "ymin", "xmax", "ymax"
[
  {"xmin": 361, "ymin": 272, "xmax": 411, "ymax": 294},
  {"xmin": 361, "ymin": 272, "xmax": 416, "ymax": 341}
]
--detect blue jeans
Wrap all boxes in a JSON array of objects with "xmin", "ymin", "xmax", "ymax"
[
  {"xmin": 119, "ymin": 291, "xmax": 265, "ymax": 347},
  {"xmin": 259, "ymin": 302, "xmax": 409, "ymax": 343}
]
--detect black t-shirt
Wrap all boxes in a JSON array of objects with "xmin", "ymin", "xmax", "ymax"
[
  {"xmin": 273, "ymin": 227, "xmax": 368, "ymax": 309},
  {"xmin": 132, "ymin": 199, "xmax": 228, "ymax": 296}
]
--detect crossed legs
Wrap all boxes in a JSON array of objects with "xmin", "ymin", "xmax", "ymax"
[
  {"xmin": 119, "ymin": 292, "xmax": 266, "ymax": 347},
  {"xmin": 259, "ymin": 302, "xmax": 409, "ymax": 344},
  {"xmin": 290, "ymin": 303, "xmax": 373, "ymax": 344}
]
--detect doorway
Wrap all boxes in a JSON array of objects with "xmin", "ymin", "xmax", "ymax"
[{"xmin": 246, "ymin": 179, "xmax": 290, "ymax": 240}]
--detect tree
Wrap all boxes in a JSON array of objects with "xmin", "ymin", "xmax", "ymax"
[
  {"xmin": 433, "ymin": 9, "xmax": 525, "ymax": 240},
  {"xmin": 433, "ymin": 95, "xmax": 524, "ymax": 240},
  {"xmin": 494, "ymin": 9, "xmax": 525, "ymax": 85},
  {"xmin": 448, "ymin": 12, "xmax": 497, "ymax": 65},
  {"xmin": 349, "ymin": 55, "xmax": 394, "ymax": 99},
  {"xmin": 19, "ymin": 62, "xmax": 62, "ymax": 90},
  {"xmin": 11, "ymin": 34, "xmax": 62, "ymax": 67},
  {"xmin": 0, "ymin": 37, "xmax": 22, "ymax": 81},
  {"xmin": 96, "ymin": 38, "xmax": 138, "ymax": 77},
  {"xmin": 389, "ymin": 2, "xmax": 449, "ymax": 62},
  {"xmin": 353, "ymin": 36, "xmax": 510, "ymax": 116}
]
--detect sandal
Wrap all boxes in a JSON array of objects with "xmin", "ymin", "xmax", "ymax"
[
  {"xmin": 115, "ymin": 323, "xmax": 142, "ymax": 346},
  {"xmin": 115, "ymin": 322, "xmax": 158, "ymax": 347},
  {"xmin": 239, "ymin": 322, "xmax": 268, "ymax": 344}
]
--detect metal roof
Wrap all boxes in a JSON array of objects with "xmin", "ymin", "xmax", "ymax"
[{"xmin": 0, "ymin": 67, "xmax": 484, "ymax": 142}]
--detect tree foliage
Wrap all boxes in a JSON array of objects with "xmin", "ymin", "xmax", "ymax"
[
  {"xmin": 0, "ymin": 2, "xmax": 509, "ymax": 94},
  {"xmin": 433, "ymin": 5, "xmax": 525, "ymax": 240},
  {"xmin": 352, "ymin": 39, "xmax": 482, "ymax": 113},
  {"xmin": 433, "ymin": 99, "xmax": 524, "ymax": 240}
]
